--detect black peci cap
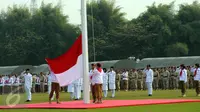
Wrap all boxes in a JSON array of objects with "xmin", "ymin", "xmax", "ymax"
[{"xmin": 96, "ymin": 63, "xmax": 101, "ymax": 67}]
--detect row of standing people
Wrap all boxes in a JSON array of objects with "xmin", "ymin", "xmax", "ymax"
[{"xmin": 114, "ymin": 66, "xmax": 200, "ymax": 91}]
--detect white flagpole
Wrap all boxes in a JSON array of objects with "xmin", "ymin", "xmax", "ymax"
[{"xmin": 81, "ymin": 0, "xmax": 90, "ymax": 104}]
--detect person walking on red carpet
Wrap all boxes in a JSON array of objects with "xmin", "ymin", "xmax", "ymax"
[
  {"xmin": 92, "ymin": 63, "xmax": 103, "ymax": 103},
  {"xmin": 90, "ymin": 64, "xmax": 96, "ymax": 103},
  {"xmin": 179, "ymin": 64, "xmax": 187, "ymax": 97},
  {"xmin": 22, "ymin": 69, "xmax": 33, "ymax": 102},
  {"xmin": 190, "ymin": 63, "xmax": 200, "ymax": 96},
  {"xmin": 49, "ymin": 71, "xmax": 60, "ymax": 104}
]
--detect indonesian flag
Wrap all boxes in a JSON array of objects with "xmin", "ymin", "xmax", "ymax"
[{"xmin": 45, "ymin": 35, "xmax": 83, "ymax": 86}]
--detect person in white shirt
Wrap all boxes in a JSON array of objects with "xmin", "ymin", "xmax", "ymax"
[
  {"xmin": 35, "ymin": 76, "xmax": 40, "ymax": 92},
  {"xmin": 179, "ymin": 64, "xmax": 187, "ymax": 97},
  {"xmin": 102, "ymin": 68, "xmax": 108, "ymax": 98},
  {"xmin": 108, "ymin": 67, "xmax": 116, "ymax": 98},
  {"xmin": 67, "ymin": 81, "xmax": 74, "ymax": 100},
  {"xmin": 47, "ymin": 73, "xmax": 55, "ymax": 100},
  {"xmin": 13, "ymin": 75, "xmax": 20, "ymax": 86},
  {"xmin": 49, "ymin": 70, "xmax": 60, "ymax": 104},
  {"xmin": 144, "ymin": 65, "xmax": 154, "ymax": 96},
  {"xmin": 90, "ymin": 64, "xmax": 96, "ymax": 103},
  {"xmin": 92, "ymin": 63, "xmax": 103, "ymax": 103},
  {"xmin": 122, "ymin": 70, "xmax": 129, "ymax": 91},
  {"xmin": 6, "ymin": 75, "xmax": 14, "ymax": 85},
  {"xmin": 73, "ymin": 78, "xmax": 82, "ymax": 100},
  {"xmin": 191, "ymin": 63, "xmax": 200, "ymax": 96},
  {"xmin": 22, "ymin": 69, "xmax": 33, "ymax": 102},
  {"xmin": 78, "ymin": 78, "xmax": 82, "ymax": 99}
]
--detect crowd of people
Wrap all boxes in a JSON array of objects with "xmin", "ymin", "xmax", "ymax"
[{"xmin": 0, "ymin": 63, "xmax": 200, "ymax": 104}]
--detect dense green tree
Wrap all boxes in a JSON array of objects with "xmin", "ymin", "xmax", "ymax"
[{"xmin": 0, "ymin": 0, "xmax": 200, "ymax": 66}]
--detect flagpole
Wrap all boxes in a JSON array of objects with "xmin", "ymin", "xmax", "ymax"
[{"xmin": 81, "ymin": 0, "xmax": 90, "ymax": 104}]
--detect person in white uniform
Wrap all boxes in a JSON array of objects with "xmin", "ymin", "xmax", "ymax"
[
  {"xmin": 22, "ymin": 69, "xmax": 33, "ymax": 102},
  {"xmin": 144, "ymin": 65, "xmax": 154, "ymax": 96},
  {"xmin": 78, "ymin": 78, "xmax": 82, "ymax": 98},
  {"xmin": 102, "ymin": 68, "xmax": 108, "ymax": 98},
  {"xmin": 108, "ymin": 67, "xmax": 116, "ymax": 98},
  {"xmin": 48, "ymin": 72, "xmax": 55, "ymax": 100},
  {"xmin": 67, "ymin": 82, "xmax": 74, "ymax": 100},
  {"xmin": 73, "ymin": 78, "xmax": 81, "ymax": 100}
]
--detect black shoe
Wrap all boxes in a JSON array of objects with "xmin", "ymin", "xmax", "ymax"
[
  {"xmin": 26, "ymin": 100, "xmax": 31, "ymax": 102},
  {"xmin": 148, "ymin": 94, "xmax": 152, "ymax": 96},
  {"xmin": 75, "ymin": 99, "xmax": 79, "ymax": 100}
]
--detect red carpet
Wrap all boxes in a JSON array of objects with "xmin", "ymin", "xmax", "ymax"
[{"xmin": 0, "ymin": 99, "xmax": 200, "ymax": 109}]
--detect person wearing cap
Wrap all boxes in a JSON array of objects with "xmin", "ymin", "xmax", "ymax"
[
  {"xmin": 191, "ymin": 64, "xmax": 200, "ymax": 96},
  {"xmin": 73, "ymin": 78, "xmax": 82, "ymax": 100},
  {"xmin": 153, "ymin": 68, "xmax": 159, "ymax": 90},
  {"xmin": 108, "ymin": 66, "xmax": 116, "ymax": 98},
  {"xmin": 179, "ymin": 64, "xmax": 187, "ymax": 97},
  {"xmin": 143, "ymin": 65, "xmax": 154, "ymax": 96},
  {"xmin": 122, "ymin": 69, "xmax": 129, "ymax": 91},
  {"xmin": 89, "ymin": 64, "xmax": 96, "ymax": 103},
  {"xmin": 92, "ymin": 63, "xmax": 103, "ymax": 103},
  {"xmin": 22, "ymin": 69, "xmax": 32, "ymax": 102},
  {"xmin": 47, "ymin": 72, "xmax": 55, "ymax": 100},
  {"xmin": 102, "ymin": 68, "xmax": 108, "ymax": 98},
  {"xmin": 49, "ymin": 70, "xmax": 60, "ymax": 104},
  {"xmin": 39, "ymin": 72, "xmax": 45, "ymax": 93}
]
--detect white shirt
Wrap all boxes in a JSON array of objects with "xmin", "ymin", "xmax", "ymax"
[
  {"xmin": 47, "ymin": 75, "xmax": 52, "ymax": 85},
  {"xmin": 89, "ymin": 69, "xmax": 94, "ymax": 83},
  {"xmin": 144, "ymin": 69, "xmax": 154, "ymax": 82},
  {"xmin": 6, "ymin": 77, "xmax": 14, "ymax": 85},
  {"xmin": 50, "ymin": 71, "xmax": 58, "ymax": 83},
  {"xmin": 13, "ymin": 77, "xmax": 20, "ymax": 84},
  {"xmin": 92, "ymin": 68, "xmax": 103, "ymax": 84},
  {"xmin": 179, "ymin": 69, "xmax": 187, "ymax": 83},
  {"xmin": 73, "ymin": 78, "xmax": 81, "ymax": 85},
  {"xmin": 36, "ymin": 77, "xmax": 40, "ymax": 84},
  {"xmin": 24, "ymin": 73, "xmax": 33, "ymax": 88},
  {"xmin": 122, "ymin": 71, "xmax": 128, "ymax": 80},
  {"xmin": 191, "ymin": 67, "xmax": 200, "ymax": 81},
  {"xmin": 109, "ymin": 70, "xmax": 116, "ymax": 83}
]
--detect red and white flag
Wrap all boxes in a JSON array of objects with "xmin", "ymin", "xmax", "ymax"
[{"xmin": 45, "ymin": 35, "xmax": 83, "ymax": 86}]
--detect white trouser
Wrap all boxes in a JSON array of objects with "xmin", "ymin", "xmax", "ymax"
[
  {"xmin": 78, "ymin": 85, "xmax": 82, "ymax": 98},
  {"xmin": 25, "ymin": 86, "xmax": 31, "ymax": 100},
  {"xmin": 103, "ymin": 90, "xmax": 108, "ymax": 97},
  {"xmin": 70, "ymin": 92, "xmax": 74, "ymax": 99},
  {"xmin": 111, "ymin": 89, "xmax": 115, "ymax": 97},
  {"xmin": 74, "ymin": 84, "xmax": 81, "ymax": 99},
  {"xmin": 146, "ymin": 82, "xmax": 153, "ymax": 95}
]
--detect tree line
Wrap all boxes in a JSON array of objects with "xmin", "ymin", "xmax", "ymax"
[{"xmin": 0, "ymin": 0, "xmax": 199, "ymax": 66}]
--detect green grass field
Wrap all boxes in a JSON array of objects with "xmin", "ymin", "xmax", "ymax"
[{"xmin": 0, "ymin": 90, "xmax": 200, "ymax": 112}]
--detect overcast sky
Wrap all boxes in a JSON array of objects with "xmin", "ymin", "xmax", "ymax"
[{"xmin": 0, "ymin": 0, "xmax": 197, "ymax": 24}]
